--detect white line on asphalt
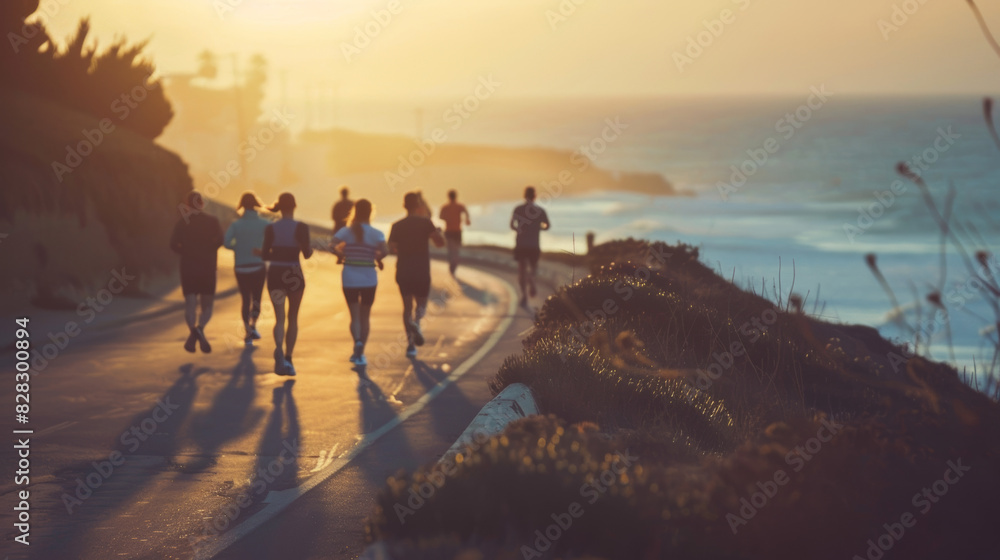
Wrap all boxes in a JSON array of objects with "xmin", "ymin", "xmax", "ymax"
[
  {"xmin": 34, "ymin": 421, "xmax": 78, "ymax": 437},
  {"xmin": 197, "ymin": 275, "xmax": 518, "ymax": 560}
]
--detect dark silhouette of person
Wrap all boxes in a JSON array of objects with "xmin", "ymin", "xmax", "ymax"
[
  {"xmin": 510, "ymin": 186, "xmax": 550, "ymax": 308},
  {"xmin": 171, "ymin": 191, "xmax": 224, "ymax": 353},
  {"xmin": 331, "ymin": 187, "xmax": 355, "ymax": 234},
  {"xmin": 439, "ymin": 189, "xmax": 471, "ymax": 276},
  {"xmin": 224, "ymin": 192, "xmax": 270, "ymax": 346},
  {"xmin": 332, "ymin": 187, "xmax": 354, "ymax": 265},
  {"xmin": 389, "ymin": 191, "xmax": 445, "ymax": 358},
  {"xmin": 331, "ymin": 199, "xmax": 388, "ymax": 366},
  {"xmin": 260, "ymin": 193, "xmax": 313, "ymax": 376}
]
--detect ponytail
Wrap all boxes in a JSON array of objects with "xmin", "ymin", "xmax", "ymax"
[{"xmin": 351, "ymin": 199, "xmax": 373, "ymax": 242}]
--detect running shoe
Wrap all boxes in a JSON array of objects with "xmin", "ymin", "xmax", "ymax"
[
  {"xmin": 282, "ymin": 359, "xmax": 296, "ymax": 376},
  {"xmin": 274, "ymin": 349, "xmax": 285, "ymax": 375},
  {"xmin": 184, "ymin": 328, "xmax": 198, "ymax": 353},
  {"xmin": 196, "ymin": 327, "xmax": 211, "ymax": 353},
  {"xmin": 354, "ymin": 354, "xmax": 367, "ymax": 366},
  {"xmin": 244, "ymin": 336, "xmax": 254, "ymax": 347},
  {"xmin": 406, "ymin": 344, "xmax": 417, "ymax": 358},
  {"xmin": 408, "ymin": 321, "xmax": 425, "ymax": 347},
  {"xmin": 350, "ymin": 342, "xmax": 364, "ymax": 363},
  {"xmin": 250, "ymin": 327, "xmax": 262, "ymax": 340}
]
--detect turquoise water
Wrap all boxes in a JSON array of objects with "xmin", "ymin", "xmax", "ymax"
[{"xmin": 356, "ymin": 96, "xmax": 1000, "ymax": 375}]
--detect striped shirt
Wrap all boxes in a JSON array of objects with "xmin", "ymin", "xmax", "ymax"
[{"xmin": 333, "ymin": 224, "xmax": 385, "ymax": 288}]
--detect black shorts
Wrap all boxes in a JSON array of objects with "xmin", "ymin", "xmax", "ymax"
[
  {"xmin": 181, "ymin": 265, "xmax": 217, "ymax": 296},
  {"xmin": 267, "ymin": 265, "xmax": 305, "ymax": 295},
  {"xmin": 445, "ymin": 231, "xmax": 462, "ymax": 244},
  {"xmin": 343, "ymin": 286, "xmax": 377, "ymax": 307},
  {"xmin": 513, "ymin": 246, "xmax": 541, "ymax": 267},
  {"xmin": 396, "ymin": 276, "xmax": 431, "ymax": 299}
]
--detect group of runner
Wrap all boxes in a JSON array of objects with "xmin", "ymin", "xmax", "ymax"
[{"xmin": 169, "ymin": 186, "xmax": 549, "ymax": 375}]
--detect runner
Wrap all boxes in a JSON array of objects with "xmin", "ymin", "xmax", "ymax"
[
  {"xmin": 331, "ymin": 187, "xmax": 354, "ymax": 266},
  {"xmin": 261, "ymin": 193, "xmax": 313, "ymax": 375},
  {"xmin": 389, "ymin": 191, "xmax": 445, "ymax": 358},
  {"xmin": 170, "ymin": 191, "xmax": 224, "ymax": 353},
  {"xmin": 224, "ymin": 192, "xmax": 270, "ymax": 346},
  {"xmin": 439, "ymin": 189, "xmax": 471, "ymax": 276},
  {"xmin": 510, "ymin": 186, "xmax": 550, "ymax": 309},
  {"xmin": 331, "ymin": 199, "xmax": 388, "ymax": 366}
]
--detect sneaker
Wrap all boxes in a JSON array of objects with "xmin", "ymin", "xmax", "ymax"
[
  {"xmin": 406, "ymin": 344, "xmax": 417, "ymax": 358},
  {"xmin": 184, "ymin": 329, "xmax": 198, "ymax": 353},
  {"xmin": 408, "ymin": 321, "xmax": 425, "ymax": 347},
  {"xmin": 196, "ymin": 327, "xmax": 211, "ymax": 353},
  {"xmin": 250, "ymin": 327, "xmax": 262, "ymax": 340},
  {"xmin": 244, "ymin": 337, "xmax": 254, "ymax": 347},
  {"xmin": 274, "ymin": 349, "xmax": 285, "ymax": 375},
  {"xmin": 350, "ymin": 342, "xmax": 363, "ymax": 363},
  {"xmin": 354, "ymin": 354, "xmax": 367, "ymax": 366},
  {"xmin": 282, "ymin": 359, "xmax": 296, "ymax": 376}
]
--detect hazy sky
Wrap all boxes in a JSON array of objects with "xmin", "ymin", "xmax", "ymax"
[{"xmin": 35, "ymin": 0, "xmax": 1000, "ymax": 102}]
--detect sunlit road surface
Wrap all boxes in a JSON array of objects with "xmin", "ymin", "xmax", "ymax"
[{"xmin": 3, "ymin": 250, "xmax": 536, "ymax": 559}]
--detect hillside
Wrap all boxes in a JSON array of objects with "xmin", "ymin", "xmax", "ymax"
[
  {"xmin": 0, "ymin": 87, "xmax": 198, "ymax": 307},
  {"xmin": 366, "ymin": 240, "xmax": 1000, "ymax": 559}
]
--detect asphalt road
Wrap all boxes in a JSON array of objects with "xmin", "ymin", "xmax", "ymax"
[{"xmin": 1, "ymin": 251, "xmax": 541, "ymax": 560}]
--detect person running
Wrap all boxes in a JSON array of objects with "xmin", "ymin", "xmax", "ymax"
[
  {"xmin": 224, "ymin": 192, "xmax": 270, "ymax": 346},
  {"xmin": 261, "ymin": 193, "xmax": 313, "ymax": 375},
  {"xmin": 389, "ymin": 191, "xmax": 445, "ymax": 358},
  {"xmin": 331, "ymin": 187, "xmax": 354, "ymax": 265},
  {"xmin": 439, "ymin": 189, "xmax": 471, "ymax": 276},
  {"xmin": 331, "ymin": 199, "xmax": 388, "ymax": 366},
  {"xmin": 171, "ymin": 191, "xmax": 224, "ymax": 353},
  {"xmin": 510, "ymin": 186, "xmax": 550, "ymax": 308}
]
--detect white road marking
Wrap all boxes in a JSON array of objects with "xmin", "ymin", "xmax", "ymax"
[
  {"xmin": 389, "ymin": 365, "xmax": 414, "ymax": 401},
  {"xmin": 196, "ymin": 276, "xmax": 517, "ymax": 560},
  {"xmin": 310, "ymin": 443, "xmax": 340, "ymax": 473},
  {"xmin": 34, "ymin": 421, "xmax": 78, "ymax": 437}
]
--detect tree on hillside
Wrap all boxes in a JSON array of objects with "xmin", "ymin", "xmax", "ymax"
[{"xmin": 1, "ymin": 9, "xmax": 173, "ymax": 139}]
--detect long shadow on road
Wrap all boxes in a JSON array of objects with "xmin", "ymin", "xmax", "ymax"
[
  {"xmin": 182, "ymin": 346, "xmax": 263, "ymax": 473},
  {"xmin": 32, "ymin": 364, "xmax": 204, "ymax": 559}
]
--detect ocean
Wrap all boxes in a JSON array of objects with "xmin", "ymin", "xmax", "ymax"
[{"xmin": 337, "ymin": 95, "xmax": 1000, "ymax": 375}]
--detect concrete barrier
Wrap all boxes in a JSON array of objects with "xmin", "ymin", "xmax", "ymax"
[{"xmin": 438, "ymin": 382, "xmax": 539, "ymax": 464}]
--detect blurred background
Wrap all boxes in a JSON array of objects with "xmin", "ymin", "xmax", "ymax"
[{"xmin": 2, "ymin": 0, "xmax": 999, "ymax": 372}]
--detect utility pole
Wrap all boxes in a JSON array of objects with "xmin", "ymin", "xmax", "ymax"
[{"xmin": 231, "ymin": 53, "xmax": 250, "ymax": 189}]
